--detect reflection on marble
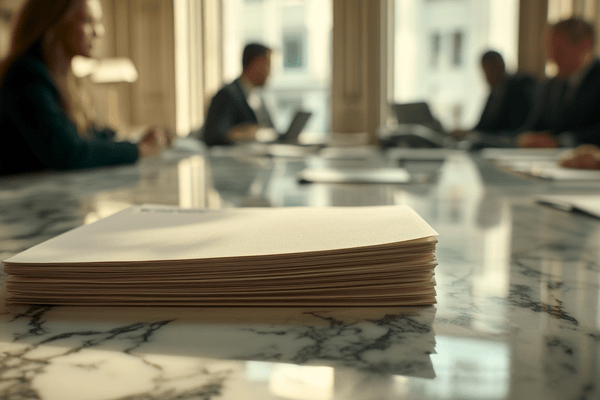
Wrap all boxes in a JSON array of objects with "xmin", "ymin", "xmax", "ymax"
[
  {"xmin": 1, "ymin": 306, "xmax": 436, "ymax": 400},
  {"xmin": 2, "ymin": 147, "xmax": 600, "ymax": 399}
]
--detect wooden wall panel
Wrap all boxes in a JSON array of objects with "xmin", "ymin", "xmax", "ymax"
[
  {"xmin": 518, "ymin": 0, "xmax": 549, "ymax": 79},
  {"xmin": 202, "ymin": 0, "xmax": 223, "ymax": 117},
  {"xmin": 342, "ymin": 0, "xmax": 363, "ymax": 100},
  {"xmin": 94, "ymin": 0, "xmax": 177, "ymax": 133},
  {"xmin": 331, "ymin": 0, "xmax": 384, "ymax": 143},
  {"xmin": 129, "ymin": 0, "xmax": 176, "ymax": 130}
]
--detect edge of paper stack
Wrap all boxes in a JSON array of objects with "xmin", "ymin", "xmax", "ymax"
[{"xmin": 4, "ymin": 204, "xmax": 439, "ymax": 309}]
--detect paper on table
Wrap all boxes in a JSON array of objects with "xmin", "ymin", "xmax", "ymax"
[
  {"xmin": 5, "ymin": 204, "xmax": 438, "ymax": 264},
  {"xmin": 517, "ymin": 163, "xmax": 600, "ymax": 181},
  {"xmin": 536, "ymin": 194, "xmax": 600, "ymax": 218},
  {"xmin": 480, "ymin": 148, "xmax": 562, "ymax": 162},
  {"xmin": 542, "ymin": 168, "xmax": 600, "ymax": 181},
  {"xmin": 481, "ymin": 149, "xmax": 600, "ymax": 181},
  {"xmin": 297, "ymin": 168, "xmax": 412, "ymax": 184}
]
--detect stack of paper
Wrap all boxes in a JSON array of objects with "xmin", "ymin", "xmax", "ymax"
[{"xmin": 4, "ymin": 205, "xmax": 438, "ymax": 308}]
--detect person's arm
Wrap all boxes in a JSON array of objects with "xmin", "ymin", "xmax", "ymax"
[
  {"xmin": 516, "ymin": 131, "xmax": 559, "ymax": 148},
  {"xmin": 226, "ymin": 123, "xmax": 259, "ymax": 142},
  {"xmin": 558, "ymin": 144, "xmax": 600, "ymax": 169},
  {"xmin": 514, "ymin": 82, "xmax": 562, "ymax": 148},
  {"xmin": 93, "ymin": 125, "xmax": 169, "ymax": 157},
  {"xmin": 554, "ymin": 121, "xmax": 600, "ymax": 147},
  {"xmin": 506, "ymin": 76, "xmax": 538, "ymax": 132},
  {"xmin": 518, "ymin": 115, "xmax": 600, "ymax": 148},
  {"xmin": 471, "ymin": 94, "xmax": 494, "ymax": 133},
  {"xmin": 203, "ymin": 89, "xmax": 236, "ymax": 146},
  {"xmin": 203, "ymin": 89, "xmax": 258, "ymax": 146},
  {"xmin": 92, "ymin": 125, "xmax": 118, "ymax": 141},
  {"xmin": 6, "ymin": 81, "xmax": 139, "ymax": 169},
  {"xmin": 517, "ymin": 80, "xmax": 549, "ymax": 134}
]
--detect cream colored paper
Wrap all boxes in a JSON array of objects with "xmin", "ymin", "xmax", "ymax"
[{"xmin": 5, "ymin": 204, "xmax": 438, "ymax": 265}]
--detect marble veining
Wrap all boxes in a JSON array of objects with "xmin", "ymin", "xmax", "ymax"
[
  {"xmin": 236, "ymin": 310, "xmax": 436, "ymax": 376},
  {"xmin": 1, "ymin": 306, "xmax": 437, "ymax": 400},
  {"xmin": 508, "ymin": 284, "xmax": 580, "ymax": 326},
  {"xmin": 1, "ymin": 147, "xmax": 600, "ymax": 399}
]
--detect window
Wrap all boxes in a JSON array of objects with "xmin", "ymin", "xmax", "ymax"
[
  {"xmin": 223, "ymin": 0, "xmax": 332, "ymax": 137},
  {"xmin": 452, "ymin": 31, "xmax": 463, "ymax": 67},
  {"xmin": 548, "ymin": 0, "xmax": 596, "ymax": 22},
  {"xmin": 283, "ymin": 32, "xmax": 305, "ymax": 69},
  {"xmin": 430, "ymin": 32, "xmax": 441, "ymax": 68},
  {"xmin": 392, "ymin": 0, "xmax": 519, "ymax": 131}
]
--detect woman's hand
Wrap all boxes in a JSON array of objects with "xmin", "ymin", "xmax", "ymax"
[
  {"xmin": 558, "ymin": 144, "xmax": 600, "ymax": 169},
  {"xmin": 517, "ymin": 131, "xmax": 559, "ymax": 148},
  {"xmin": 450, "ymin": 129, "xmax": 471, "ymax": 140},
  {"xmin": 137, "ymin": 127, "xmax": 169, "ymax": 158}
]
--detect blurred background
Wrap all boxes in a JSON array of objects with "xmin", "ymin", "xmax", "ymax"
[{"xmin": 0, "ymin": 0, "xmax": 597, "ymax": 141}]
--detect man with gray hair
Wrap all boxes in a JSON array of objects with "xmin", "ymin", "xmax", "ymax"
[{"xmin": 517, "ymin": 17, "xmax": 600, "ymax": 148}]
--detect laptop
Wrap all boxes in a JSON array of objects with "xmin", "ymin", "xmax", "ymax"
[
  {"xmin": 391, "ymin": 102, "xmax": 446, "ymax": 134},
  {"xmin": 276, "ymin": 110, "xmax": 312, "ymax": 144},
  {"xmin": 388, "ymin": 102, "xmax": 454, "ymax": 148}
]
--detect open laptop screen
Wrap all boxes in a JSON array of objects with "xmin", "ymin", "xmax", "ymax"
[
  {"xmin": 392, "ymin": 102, "xmax": 437, "ymax": 125},
  {"xmin": 279, "ymin": 111, "xmax": 312, "ymax": 144}
]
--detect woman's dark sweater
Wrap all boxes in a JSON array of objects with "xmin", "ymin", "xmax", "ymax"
[{"xmin": 0, "ymin": 54, "xmax": 138, "ymax": 175}]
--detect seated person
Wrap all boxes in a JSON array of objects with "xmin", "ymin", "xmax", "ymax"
[
  {"xmin": 452, "ymin": 50, "xmax": 537, "ymax": 140},
  {"xmin": 517, "ymin": 17, "xmax": 600, "ymax": 148},
  {"xmin": 202, "ymin": 43, "xmax": 275, "ymax": 147},
  {"xmin": 0, "ymin": 0, "xmax": 170, "ymax": 176},
  {"xmin": 558, "ymin": 144, "xmax": 600, "ymax": 169}
]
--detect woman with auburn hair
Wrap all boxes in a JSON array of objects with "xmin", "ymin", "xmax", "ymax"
[{"xmin": 0, "ymin": 0, "xmax": 169, "ymax": 175}]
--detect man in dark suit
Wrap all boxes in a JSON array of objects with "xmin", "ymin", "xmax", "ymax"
[
  {"xmin": 474, "ymin": 51, "xmax": 537, "ymax": 133},
  {"xmin": 202, "ymin": 43, "xmax": 275, "ymax": 147},
  {"xmin": 452, "ymin": 51, "xmax": 537, "ymax": 147},
  {"xmin": 517, "ymin": 17, "xmax": 600, "ymax": 148}
]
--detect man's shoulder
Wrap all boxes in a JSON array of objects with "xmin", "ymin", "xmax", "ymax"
[
  {"xmin": 503, "ymin": 73, "xmax": 537, "ymax": 96},
  {"xmin": 584, "ymin": 58, "xmax": 600, "ymax": 79},
  {"xmin": 216, "ymin": 79, "xmax": 243, "ymax": 96},
  {"xmin": 507, "ymin": 72, "xmax": 536, "ymax": 86},
  {"xmin": 209, "ymin": 79, "xmax": 245, "ymax": 106}
]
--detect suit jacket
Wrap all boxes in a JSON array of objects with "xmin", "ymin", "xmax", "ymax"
[
  {"xmin": 474, "ymin": 73, "xmax": 537, "ymax": 133},
  {"xmin": 0, "ymin": 53, "xmax": 139, "ymax": 176},
  {"xmin": 521, "ymin": 59, "xmax": 600, "ymax": 146},
  {"xmin": 202, "ymin": 78, "xmax": 273, "ymax": 147}
]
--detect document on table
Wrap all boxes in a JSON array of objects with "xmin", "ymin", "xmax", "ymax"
[
  {"xmin": 297, "ymin": 167, "xmax": 412, "ymax": 184},
  {"xmin": 4, "ymin": 204, "xmax": 439, "ymax": 308},
  {"xmin": 536, "ymin": 195, "xmax": 600, "ymax": 219},
  {"xmin": 481, "ymin": 149, "xmax": 600, "ymax": 181}
]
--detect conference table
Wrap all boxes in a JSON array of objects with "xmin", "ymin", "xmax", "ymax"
[{"xmin": 1, "ymin": 139, "xmax": 599, "ymax": 400}]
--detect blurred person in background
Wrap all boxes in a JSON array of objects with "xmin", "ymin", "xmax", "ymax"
[
  {"xmin": 202, "ymin": 43, "xmax": 276, "ymax": 147},
  {"xmin": 452, "ymin": 50, "xmax": 537, "ymax": 143},
  {"xmin": 517, "ymin": 17, "xmax": 600, "ymax": 148},
  {"xmin": 0, "ymin": 0, "xmax": 170, "ymax": 176}
]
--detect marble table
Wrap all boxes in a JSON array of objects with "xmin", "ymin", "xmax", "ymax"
[{"xmin": 1, "ymin": 143, "xmax": 600, "ymax": 400}]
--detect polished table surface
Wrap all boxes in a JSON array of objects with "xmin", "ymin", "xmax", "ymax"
[{"xmin": 1, "ymin": 140, "xmax": 600, "ymax": 400}]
